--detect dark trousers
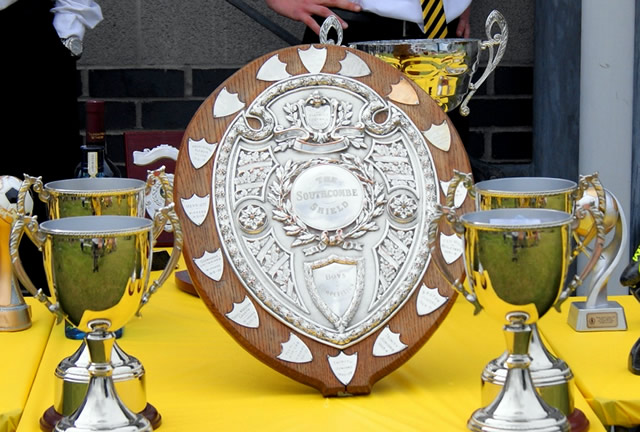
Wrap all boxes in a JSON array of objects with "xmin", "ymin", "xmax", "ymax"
[
  {"xmin": 0, "ymin": 0, "xmax": 81, "ymax": 293},
  {"xmin": 0, "ymin": 0, "xmax": 81, "ymax": 180}
]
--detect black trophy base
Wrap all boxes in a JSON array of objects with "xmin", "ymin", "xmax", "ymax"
[
  {"xmin": 629, "ymin": 337, "xmax": 640, "ymax": 375},
  {"xmin": 40, "ymin": 403, "xmax": 162, "ymax": 432},
  {"xmin": 568, "ymin": 407, "xmax": 589, "ymax": 432},
  {"xmin": 175, "ymin": 269, "xmax": 198, "ymax": 297}
]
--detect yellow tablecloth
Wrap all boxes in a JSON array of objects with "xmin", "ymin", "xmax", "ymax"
[
  {"xmin": 13, "ymin": 261, "xmax": 605, "ymax": 431},
  {"xmin": 0, "ymin": 298, "xmax": 54, "ymax": 432},
  {"xmin": 540, "ymin": 295, "xmax": 640, "ymax": 428}
]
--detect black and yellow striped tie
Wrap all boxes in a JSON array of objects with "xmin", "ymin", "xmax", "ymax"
[{"xmin": 421, "ymin": 0, "xmax": 448, "ymax": 38}]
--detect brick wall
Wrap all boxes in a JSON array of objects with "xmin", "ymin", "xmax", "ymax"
[
  {"xmin": 466, "ymin": 65, "xmax": 534, "ymax": 180},
  {"xmin": 83, "ymin": 63, "xmax": 534, "ymax": 181},
  {"xmin": 77, "ymin": 0, "xmax": 534, "ymax": 182},
  {"xmin": 78, "ymin": 67, "xmax": 236, "ymax": 173}
]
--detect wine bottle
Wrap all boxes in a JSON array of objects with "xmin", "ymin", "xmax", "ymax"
[
  {"xmin": 67, "ymin": 99, "xmax": 124, "ymax": 339},
  {"xmin": 75, "ymin": 144, "xmax": 106, "ymax": 178},
  {"xmin": 73, "ymin": 100, "xmax": 121, "ymax": 178}
]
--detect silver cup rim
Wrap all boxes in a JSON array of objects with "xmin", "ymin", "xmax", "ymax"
[
  {"xmin": 39, "ymin": 215, "xmax": 152, "ymax": 236},
  {"xmin": 349, "ymin": 38, "xmax": 479, "ymax": 47},
  {"xmin": 473, "ymin": 177, "xmax": 577, "ymax": 196},
  {"xmin": 460, "ymin": 208, "xmax": 572, "ymax": 229},
  {"xmin": 44, "ymin": 177, "xmax": 146, "ymax": 194}
]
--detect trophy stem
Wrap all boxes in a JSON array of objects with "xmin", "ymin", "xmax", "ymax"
[
  {"xmin": 0, "ymin": 217, "xmax": 31, "ymax": 332},
  {"xmin": 483, "ymin": 325, "xmax": 573, "ymax": 407},
  {"xmin": 468, "ymin": 317, "xmax": 569, "ymax": 432},
  {"xmin": 54, "ymin": 327, "xmax": 151, "ymax": 432}
]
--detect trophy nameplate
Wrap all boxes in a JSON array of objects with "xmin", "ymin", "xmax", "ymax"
[
  {"xmin": 567, "ymin": 302, "xmax": 625, "ymax": 330},
  {"xmin": 174, "ymin": 44, "xmax": 472, "ymax": 395}
]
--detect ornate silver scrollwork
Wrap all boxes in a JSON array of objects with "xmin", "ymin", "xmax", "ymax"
[
  {"xmin": 212, "ymin": 73, "xmax": 439, "ymax": 348},
  {"xmin": 319, "ymin": 15, "xmax": 343, "ymax": 46}
]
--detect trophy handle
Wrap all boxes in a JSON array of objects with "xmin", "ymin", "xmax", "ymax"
[
  {"xmin": 556, "ymin": 172, "xmax": 607, "ymax": 309},
  {"xmin": 137, "ymin": 202, "xmax": 183, "ymax": 315},
  {"xmin": 445, "ymin": 169, "xmax": 476, "ymax": 209},
  {"xmin": 569, "ymin": 173, "xmax": 606, "ymax": 262},
  {"xmin": 319, "ymin": 15, "xmax": 343, "ymax": 45},
  {"xmin": 145, "ymin": 166, "xmax": 174, "ymax": 238},
  {"xmin": 555, "ymin": 200, "xmax": 606, "ymax": 311},
  {"xmin": 9, "ymin": 213, "xmax": 65, "ymax": 324},
  {"xmin": 584, "ymin": 191, "xmax": 628, "ymax": 308},
  {"xmin": 427, "ymin": 204, "xmax": 483, "ymax": 314},
  {"xmin": 17, "ymin": 174, "xmax": 48, "ymax": 211},
  {"xmin": 459, "ymin": 10, "xmax": 508, "ymax": 116}
]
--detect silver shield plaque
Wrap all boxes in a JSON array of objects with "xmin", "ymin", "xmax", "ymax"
[
  {"xmin": 175, "ymin": 43, "xmax": 473, "ymax": 395},
  {"xmin": 212, "ymin": 73, "xmax": 438, "ymax": 348}
]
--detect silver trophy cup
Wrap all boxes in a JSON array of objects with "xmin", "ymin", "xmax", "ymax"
[
  {"xmin": 348, "ymin": 10, "xmax": 508, "ymax": 115},
  {"xmin": 15, "ymin": 171, "xmax": 179, "ymax": 430},
  {"xmin": 11, "ymin": 214, "xmax": 178, "ymax": 432},
  {"xmin": 430, "ymin": 206, "xmax": 603, "ymax": 431},
  {"xmin": 430, "ymin": 208, "xmax": 572, "ymax": 431},
  {"xmin": 446, "ymin": 172, "xmax": 606, "ymax": 431}
]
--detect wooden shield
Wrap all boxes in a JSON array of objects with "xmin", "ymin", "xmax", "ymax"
[{"xmin": 173, "ymin": 43, "xmax": 473, "ymax": 396}]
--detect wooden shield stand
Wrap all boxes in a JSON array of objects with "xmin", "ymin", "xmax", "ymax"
[{"xmin": 174, "ymin": 43, "xmax": 473, "ymax": 396}]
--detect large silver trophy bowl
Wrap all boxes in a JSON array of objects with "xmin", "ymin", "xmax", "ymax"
[
  {"xmin": 349, "ymin": 10, "xmax": 508, "ymax": 116},
  {"xmin": 11, "ymin": 214, "xmax": 177, "ymax": 432},
  {"xmin": 15, "ymin": 171, "xmax": 179, "ymax": 430},
  {"xmin": 446, "ymin": 172, "xmax": 606, "ymax": 431},
  {"xmin": 430, "ymin": 207, "xmax": 587, "ymax": 431}
]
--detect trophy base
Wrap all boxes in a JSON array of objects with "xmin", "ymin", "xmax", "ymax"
[
  {"xmin": 40, "ymin": 403, "xmax": 162, "ymax": 432},
  {"xmin": 469, "ymin": 389, "xmax": 569, "ymax": 432},
  {"xmin": 468, "ymin": 411, "xmax": 569, "ymax": 432},
  {"xmin": 567, "ymin": 408, "xmax": 589, "ymax": 432},
  {"xmin": 628, "ymin": 336, "xmax": 640, "ymax": 374},
  {"xmin": 471, "ymin": 348, "xmax": 570, "ymax": 432},
  {"xmin": 0, "ymin": 303, "xmax": 31, "ymax": 331},
  {"xmin": 567, "ymin": 300, "xmax": 627, "ymax": 331},
  {"xmin": 469, "ymin": 409, "xmax": 589, "ymax": 432},
  {"xmin": 482, "ymin": 382, "xmax": 587, "ymax": 432},
  {"xmin": 482, "ymin": 325, "xmax": 582, "ymax": 429},
  {"xmin": 175, "ymin": 269, "xmax": 197, "ymax": 296}
]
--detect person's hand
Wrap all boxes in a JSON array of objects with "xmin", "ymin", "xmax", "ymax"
[
  {"xmin": 265, "ymin": 0, "xmax": 361, "ymax": 35},
  {"xmin": 455, "ymin": 5, "xmax": 471, "ymax": 38}
]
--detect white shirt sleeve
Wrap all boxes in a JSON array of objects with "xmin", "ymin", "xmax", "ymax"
[
  {"xmin": 50, "ymin": 0, "xmax": 103, "ymax": 40},
  {"xmin": 443, "ymin": 0, "xmax": 472, "ymax": 23},
  {"xmin": 0, "ymin": 0, "xmax": 19, "ymax": 10},
  {"xmin": 357, "ymin": 0, "xmax": 471, "ymax": 28}
]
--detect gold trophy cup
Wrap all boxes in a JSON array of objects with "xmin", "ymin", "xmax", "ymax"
[
  {"xmin": 15, "ymin": 171, "xmax": 179, "ymax": 430},
  {"xmin": 11, "ymin": 212, "xmax": 178, "ymax": 432},
  {"xmin": 445, "ymin": 171, "xmax": 606, "ymax": 431},
  {"xmin": 429, "ymin": 207, "xmax": 603, "ymax": 431}
]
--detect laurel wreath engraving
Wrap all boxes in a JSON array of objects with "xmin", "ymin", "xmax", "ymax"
[{"xmin": 267, "ymin": 154, "xmax": 386, "ymax": 256}]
